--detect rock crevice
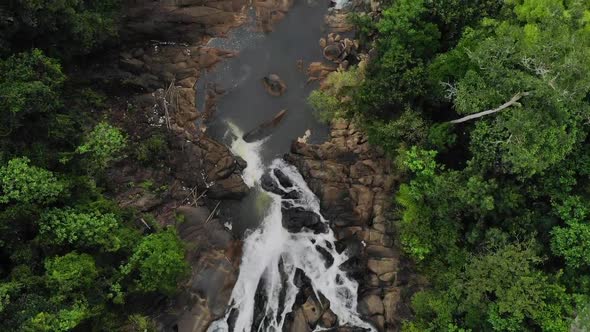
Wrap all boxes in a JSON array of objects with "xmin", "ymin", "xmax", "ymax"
[{"xmin": 286, "ymin": 119, "xmax": 421, "ymax": 331}]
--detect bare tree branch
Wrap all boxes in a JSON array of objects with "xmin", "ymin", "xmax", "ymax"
[{"xmin": 449, "ymin": 92, "xmax": 530, "ymax": 124}]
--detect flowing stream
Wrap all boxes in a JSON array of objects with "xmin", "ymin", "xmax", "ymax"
[
  {"xmin": 196, "ymin": 0, "xmax": 372, "ymax": 330},
  {"xmin": 208, "ymin": 124, "xmax": 373, "ymax": 331}
]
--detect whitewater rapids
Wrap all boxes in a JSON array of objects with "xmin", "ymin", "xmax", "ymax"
[{"xmin": 209, "ymin": 123, "xmax": 373, "ymax": 332}]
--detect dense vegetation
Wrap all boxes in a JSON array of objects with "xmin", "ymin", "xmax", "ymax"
[
  {"xmin": 313, "ymin": 0, "xmax": 590, "ymax": 330},
  {"xmin": 0, "ymin": 2, "xmax": 187, "ymax": 331}
]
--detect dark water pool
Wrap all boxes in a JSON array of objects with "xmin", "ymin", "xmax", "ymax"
[{"xmin": 197, "ymin": 0, "xmax": 332, "ymax": 234}]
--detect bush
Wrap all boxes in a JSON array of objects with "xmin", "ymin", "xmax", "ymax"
[
  {"xmin": 0, "ymin": 157, "xmax": 66, "ymax": 205},
  {"xmin": 134, "ymin": 134, "xmax": 167, "ymax": 164},
  {"xmin": 121, "ymin": 229, "xmax": 188, "ymax": 295}
]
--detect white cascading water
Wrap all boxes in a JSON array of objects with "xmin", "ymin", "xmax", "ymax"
[{"xmin": 209, "ymin": 122, "xmax": 374, "ymax": 332}]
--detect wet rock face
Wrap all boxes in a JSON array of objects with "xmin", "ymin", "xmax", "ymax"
[
  {"xmin": 282, "ymin": 207, "xmax": 328, "ymax": 234},
  {"xmin": 122, "ymin": 0, "xmax": 248, "ymax": 42},
  {"xmin": 286, "ymin": 119, "xmax": 423, "ymax": 330},
  {"xmin": 169, "ymin": 136, "xmax": 249, "ymax": 200},
  {"xmin": 158, "ymin": 206, "xmax": 241, "ymax": 332}
]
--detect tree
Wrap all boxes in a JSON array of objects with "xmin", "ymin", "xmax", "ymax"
[
  {"xmin": 0, "ymin": 157, "xmax": 66, "ymax": 205},
  {"xmin": 39, "ymin": 208, "xmax": 121, "ymax": 251},
  {"xmin": 1, "ymin": 0, "xmax": 120, "ymax": 58},
  {"xmin": 26, "ymin": 301, "xmax": 90, "ymax": 332},
  {"xmin": 444, "ymin": 3, "xmax": 590, "ymax": 177},
  {"xmin": 409, "ymin": 242, "xmax": 573, "ymax": 331},
  {"xmin": 75, "ymin": 122, "xmax": 127, "ymax": 172},
  {"xmin": 44, "ymin": 252, "xmax": 98, "ymax": 296},
  {"xmin": 121, "ymin": 230, "xmax": 187, "ymax": 295},
  {"xmin": 0, "ymin": 50, "xmax": 65, "ymax": 135},
  {"xmin": 551, "ymin": 196, "xmax": 590, "ymax": 269}
]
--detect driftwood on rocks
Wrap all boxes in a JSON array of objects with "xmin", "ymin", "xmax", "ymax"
[{"xmin": 449, "ymin": 92, "xmax": 530, "ymax": 124}]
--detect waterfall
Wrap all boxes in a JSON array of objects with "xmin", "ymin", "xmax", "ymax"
[{"xmin": 210, "ymin": 123, "xmax": 374, "ymax": 332}]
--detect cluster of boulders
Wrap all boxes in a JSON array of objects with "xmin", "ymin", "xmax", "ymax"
[
  {"xmin": 285, "ymin": 119, "xmax": 424, "ymax": 331},
  {"xmin": 306, "ymin": 33, "xmax": 360, "ymax": 82},
  {"xmin": 320, "ymin": 33, "xmax": 360, "ymax": 69}
]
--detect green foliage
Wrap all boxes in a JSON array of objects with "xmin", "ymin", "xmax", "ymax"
[
  {"xmin": 76, "ymin": 122, "xmax": 127, "ymax": 172},
  {"xmin": 427, "ymin": 123, "xmax": 456, "ymax": 151},
  {"xmin": 0, "ymin": 3, "xmax": 183, "ymax": 331},
  {"xmin": 44, "ymin": 252, "xmax": 98, "ymax": 296},
  {"xmin": 0, "ymin": 282, "xmax": 20, "ymax": 314},
  {"xmin": 551, "ymin": 196, "xmax": 590, "ymax": 269},
  {"xmin": 26, "ymin": 301, "xmax": 90, "ymax": 332},
  {"xmin": 134, "ymin": 133, "xmax": 167, "ymax": 164},
  {"xmin": 308, "ymin": 66, "xmax": 364, "ymax": 122},
  {"xmin": 409, "ymin": 243, "xmax": 572, "ymax": 331},
  {"xmin": 2, "ymin": 0, "xmax": 121, "ymax": 58},
  {"xmin": 459, "ymin": 243, "xmax": 571, "ymax": 331},
  {"xmin": 126, "ymin": 314, "xmax": 157, "ymax": 332},
  {"xmin": 121, "ymin": 229, "xmax": 188, "ymax": 295},
  {"xmin": 0, "ymin": 50, "xmax": 65, "ymax": 134},
  {"xmin": 0, "ymin": 157, "xmax": 66, "ymax": 204},
  {"xmin": 402, "ymin": 147, "xmax": 437, "ymax": 177},
  {"xmin": 39, "ymin": 208, "xmax": 121, "ymax": 251},
  {"xmin": 366, "ymin": 109, "xmax": 428, "ymax": 153},
  {"xmin": 308, "ymin": 91, "xmax": 341, "ymax": 123},
  {"xmin": 350, "ymin": 0, "xmax": 590, "ymax": 329}
]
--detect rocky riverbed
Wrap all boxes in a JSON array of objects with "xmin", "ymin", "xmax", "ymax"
[
  {"xmin": 94, "ymin": 0, "xmax": 420, "ymax": 331},
  {"xmin": 286, "ymin": 119, "xmax": 425, "ymax": 331}
]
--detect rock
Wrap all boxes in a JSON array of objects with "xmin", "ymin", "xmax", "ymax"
[
  {"xmin": 282, "ymin": 207, "xmax": 327, "ymax": 234},
  {"xmin": 262, "ymin": 74, "xmax": 287, "ymax": 96},
  {"xmin": 261, "ymin": 172, "xmax": 299, "ymax": 199},
  {"xmin": 370, "ymin": 315, "xmax": 385, "ymax": 331},
  {"xmin": 119, "ymin": 189, "xmax": 163, "ymax": 212},
  {"xmin": 302, "ymin": 296, "xmax": 322, "ymax": 326},
  {"xmin": 379, "ymin": 272, "xmax": 396, "ymax": 283},
  {"xmin": 366, "ymin": 245, "xmax": 398, "ymax": 258},
  {"xmin": 359, "ymin": 294, "xmax": 384, "ymax": 316},
  {"xmin": 320, "ymin": 309, "xmax": 337, "ymax": 328},
  {"xmin": 243, "ymin": 109, "xmax": 288, "ymax": 142},
  {"xmin": 323, "ymin": 43, "xmax": 343, "ymax": 62},
  {"xmin": 290, "ymin": 308, "xmax": 311, "ymax": 332},
  {"xmin": 274, "ymin": 168, "xmax": 293, "ymax": 188},
  {"xmin": 174, "ymin": 296, "xmax": 212, "ymax": 332},
  {"xmin": 367, "ymin": 258, "xmax": 398, "ymax": 276},
  {"xmin": 120, "ymin": 57, "xmax": 144, "ymax": 74},
  {"xmin": 208, "ymin": 174, "xmax": 249, "ymax": 199},
  {"xmin": 324, "ymin": 13, "xmax": 354, "ymax": 32},
  {"xmin": 383, "ymin": 288, "xmax": 402, "ymax": 325},
  {"xmin": 297, "ymin": 129, "xmax": 312, "ymax": 144}
]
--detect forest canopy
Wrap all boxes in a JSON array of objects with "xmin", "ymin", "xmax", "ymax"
[{"xmin": 0, "ymin": 2, "xmax": 188, "ymax": 331}]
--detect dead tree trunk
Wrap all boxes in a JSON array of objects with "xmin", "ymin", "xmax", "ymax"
[{"xmin": 449, "ymin": 92, "xmax": 530, "ymax": 124}]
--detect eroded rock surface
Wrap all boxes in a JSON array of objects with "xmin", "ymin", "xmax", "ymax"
[
  {"xmin": 156, "ymin": 206, "xmax": 242, "ymax": 332},
  {"xmin": 286, "ymin": 119, "xmax": 423, "ymax": 331}
]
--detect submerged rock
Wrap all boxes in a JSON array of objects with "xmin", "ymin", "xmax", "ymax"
[
  {"xmin": 262, "ymin": 74, "xmax": 287, "ymax": 96},
  {"xmin": 243, "ymin": 109, "xmax": 288, "ymax": 142}
]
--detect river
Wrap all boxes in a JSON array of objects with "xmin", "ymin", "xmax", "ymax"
[{"xmin": 194, "ymin": 0, "xmax": 373, "ymax": 331}]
